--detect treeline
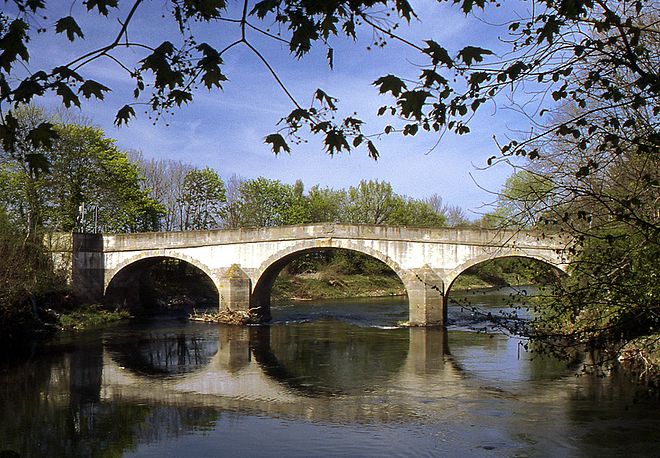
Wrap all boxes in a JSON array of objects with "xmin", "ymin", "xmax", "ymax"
[{"xmin": 130, "ymin": 152, "xmax": 470, "ymax": 231}]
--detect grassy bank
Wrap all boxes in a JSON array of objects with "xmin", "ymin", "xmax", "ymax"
[
  {"xmin": 272, "ymin": 270, "xmax": 532, "ymax": 302},
  {"xmin": 57, "ymin": 305, "xmax": 131, "ymax": 331},
  {"xmin": 272, "ymin": 272, "xmax": 406, "ymax": 301}
]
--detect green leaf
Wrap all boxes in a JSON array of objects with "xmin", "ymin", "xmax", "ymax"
[
  {"xmin": 0, "ymin": 112, "xmax": 19, "ymax": 152},
  {"xmin": 403, "ymin": 123, "xmax": 419, "ymax": 136},
  {"xmin": 25, "ymin": 152, "xmax": 51, "ymax": 177},
  {"xmin": 12, "ymin": 78, "xmax": 44, "ymax": 103},
  {"xmin": 85, "ymin": 0, "xmax": 118, "ymax": 16},
  {"xmin": 324, "ymin": 129, "xmax": 350, "ymax": 154},
  {"xmin": 423, "ymin": 40, "xmax": 453, "ymax": 67},
  {"xmin": 55, "ymin": 16, "xmax": 84, "ymax": 41},
  {"xmin": 141, "ymin": 42, "xmax": 183, "ymax": 90},
  {"xmin": 265, "ymin": 133, "xmax": 291, "ymax": 154},
  {"xmin": 53, "ymin": 66, "xmax": 84, "ymax": 82},
  {"xmin": 420, "ymin": 69, "xmax": 448, "ymax": 88},
  {"xmin": 538, "ymin": 15, "xmax": 562, "ymax": 45},
  {"xmin": 197, "ymin": 43, "xmax": 227, "ymax": 90},
  {"xmin": 79, "ymin": 79, "xmax": 111, "ymax": 99},
  {"xmin": 115, "ymin": 104, "xmax": 135, "ymax": 126},
  {"xmin": 468, "ymin": 71, "xmax": 489, "ymax": 89},
  {"xmin": 184, "ymin": 0, "xmax": 226, "ymax": 20},
  {"xmin": 457, "ymin": 46, "xmax": 493, "ymax": 66},
  {"xmin": 249, "ymin": 0, "xmax": 279, "ymax": 19},
  {"xmin": 366, "ymin": 140, "xmax": 379, "ymax": 160},
  {"xmin": 373, "ymin": 75, "xmax": 407, "ymax": 97},
  {"xmin": 505, "ymin": 61, "xmax": 528, "ymax": 80}
]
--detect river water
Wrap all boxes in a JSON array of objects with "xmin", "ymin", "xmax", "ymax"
[{"xmin": 1, "ymin": 290, "xmax": 658, "ymax": 457}]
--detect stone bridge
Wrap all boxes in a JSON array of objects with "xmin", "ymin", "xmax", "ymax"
[{"xmin": 52, "ymin": 224, "xmax": 568, "ymax": 326}]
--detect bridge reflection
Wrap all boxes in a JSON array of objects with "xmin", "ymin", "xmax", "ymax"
[{"xmin": 100, "ymin": 324, "xmax": 466, "ymax": 420}]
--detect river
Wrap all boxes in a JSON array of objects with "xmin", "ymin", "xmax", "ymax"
[{"xmin": 1, "ymin": 289, "xmax": 658, "ymax": 456}]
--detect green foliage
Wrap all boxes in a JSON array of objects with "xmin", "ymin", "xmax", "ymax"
[
  {"xmin": 534, "ymin": 230, "xmax": 659, "ymax": 363},
  {"xmin": 477, "ymin": 170, "xmax": 555, "ymax": 228},
  {"xmin": 41, "ymin": 123, "xmax": 165, "ymax": 232},
  {"xmin": 390, "ymin": 197, "xmax": 447, "ymax": 227},
  {"xmin": 0, "ymin": 109, "xmax": 164, "ymax": 234},
  {"xmin": 3, "ymin": 0, "xmax": 654, "ymax": 164},
  {"xmin": 58, "ymin": 304, "xmax": 129, "ymax": 331},
  {"xmin": 343, "ymin": 179, "xmax": 397, "ymax": 225},
  {"xmin": 0, "ymin": 209, "xmax": 66, "ymax": 345},
  {"xmin": 236, "ymin": 177, "xmax": 309, "ymax": 227},
  {"xmin": 453, "ymin": 256, "xmax": 560, "ymax": 290},
  {"xmin": 306, "ymin": 185, "xmax": 345, "ymax": 223},
  {"xmin": 179, "ymin": 167, "xmax": 226, "ymax": 230}
]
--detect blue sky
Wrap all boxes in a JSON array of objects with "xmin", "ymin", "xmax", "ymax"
[{"xmin": 7, "ymin": 0, "xmax": 532, "ymax": 218}]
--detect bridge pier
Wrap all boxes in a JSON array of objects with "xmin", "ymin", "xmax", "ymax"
[
  {"xmin": 405, "ymin": 265, "xmax": 445, "ymax": 326},
  {"xmin": 219, "ymin": 264, "xmax": 252, "ymax": 314}
]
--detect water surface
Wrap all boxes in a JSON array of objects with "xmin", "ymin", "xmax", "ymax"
[{"xmin": 1, "ymin": 290, "xmax": 658, "ymax": 456}]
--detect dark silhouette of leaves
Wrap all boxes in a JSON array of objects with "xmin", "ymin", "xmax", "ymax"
[
  {"xmin": 115, "ymin": 104, "xmax": 135, "ymax": 126},
  {"xmin": 55, "ymin": 16, "xmax": 84, "ymax": 41},
  {"xmin": 79, "ymin": 80, "xmax": 110, "ymax": 100},
  {"xmin": 373, "ymin": 75, "xmax": 407, "ymax": 97},
  {"xmin": 85, "ymin": 0, "xmax": 118, "ymax": 16},
  {"xmin": 265, "ymin": 133, "xmax": 291, "ymax": 154},
  {"xmin": 457, "ymin": 46, "xmax": 493, "ymax": 66}
]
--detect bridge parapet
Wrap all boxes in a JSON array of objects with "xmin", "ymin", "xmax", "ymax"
[{"xmin": 96, "ymin": 223, "xmax": 566, "ymax": 251}]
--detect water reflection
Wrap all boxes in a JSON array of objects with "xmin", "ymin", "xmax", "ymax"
[{"xmin": 1, "ymin": 297, "xmax": 659, "ymax": 457}]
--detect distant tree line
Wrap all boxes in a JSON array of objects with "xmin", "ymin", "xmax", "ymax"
[{"xmin": 129, "ymin": 153, "xmax": 471, "ymax": 231}]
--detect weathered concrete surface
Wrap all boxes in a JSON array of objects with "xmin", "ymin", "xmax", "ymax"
[{"xmin": 51, "ymin": 224, "xmax": 568, "ymax": 326}]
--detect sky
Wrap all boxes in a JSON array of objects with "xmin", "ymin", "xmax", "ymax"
[{"xmin": 5, "ymin": 0, "xmax": 534, "ymax": 219}]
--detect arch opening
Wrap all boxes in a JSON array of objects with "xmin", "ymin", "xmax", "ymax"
[
  {"xmin": 445, "ymin": 255, "xmax": 564, "ymax": 330},
  {"xmin": 252, "ymin": 248, "xmax": 409, "ymax": 325},
  {"xmin": 105, "ymin": 256, "xmax": 219, "ymax": 315}
]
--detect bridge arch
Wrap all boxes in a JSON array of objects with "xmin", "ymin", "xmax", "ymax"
[
  {"xmin": 104, "ymin": 252, "xmax": 220, "ymax": 309},
  {"xmin": 250, "ymin": 239, "xmax": 411, "ymax": 319},
  {"xmin": 444, "ymin": 253, "xmax": 566, "ymax": 297}
]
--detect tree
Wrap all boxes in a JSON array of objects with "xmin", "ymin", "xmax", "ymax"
[
  {"xmin": 480, "ymin": 170, "xmax": 554, "ymax": 228},
  {"xmin": 179, "ymin": 167, "xmax": 226, "ymax": 230},
  {"xmin": 306, "ymin": 185, "xmax": 346, "ymax": 223},
  {"xmin": 1, "ymin": 111, "xmax": 164, "ymax": 233},
  {"xmin": 389, "ymin": 197, "xmax": 447, "ymax": 227},
  {"xmin": 1, "ymin": 0, "xmax": 658, "ymax": 374},
  {"xmin": 44, "ymin": 123, "xmax": 164, "ymax": 232},
  {"xmin": 223, "ymin": 174, "xmax": 246, "ymax": 229},
  {"xmin": 236, "ymin": 177, "xmax": 308, "ymax": 227},
  {"xmin": 129, "ymin": 151, "xmax": 196, "ymax": 231},
  {"xmin": 0, "ymin": 105, "xmax": 50, "ymax": 240},
  {"xmin": 343, "ymin": 179, "xmax": 397, "ymax": 225}
]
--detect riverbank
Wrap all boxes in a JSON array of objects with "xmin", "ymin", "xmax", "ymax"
[
  {"xmin": 272, "ymin": 272, "xmax": 406, "ymax": 302},
  {"xmin": 57, "ymin": 305, "xmax": 131, "ymax": 331},
  {"xmin": 271, "ymin": 271, "xmax": 521, "ymax": 302}
]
